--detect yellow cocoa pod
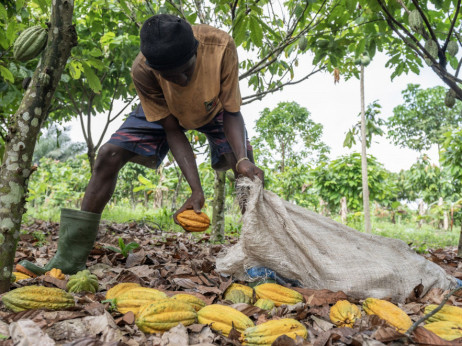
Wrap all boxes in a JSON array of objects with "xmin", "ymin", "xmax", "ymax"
[
  {"xmin": 171, "ymin": 293, "xmax": 206, "ymax": 311},
  {"xmin": 241, "ymin": 318, "xmax": 307, "ymax": 345},
  {"xmin": 197, "ymin": 304, "xmax": 254, "ymax": 336},
  {"xmin": 177, "ymin": 210, "xmax": 210, "ymax": 232},
  {"xmin": 423, "ymin": 321, "xmax": 462, "ymax": 341},
  {"xmin": 254, "ymin": 283, "xmax": 303, "ymax": 307},
  {"xmin": 424, "ymin": 304, "xmax": 462, "ymax": 324},
  {"xmin": 136, "ymin": 299, "xmax": 197, "ymax": 334},
  {"xmin": 114, "ymin": 287, "xmax": 168, "ymax": 316},
  {"xmin": 254, "ymin": 299, "xmax": 275, "ymax": 310},
  {"xmin": 363, "ymin": 298, "xmax": 412, "ymax": 333},
  {"xmin": 225, "ymin": 289, "xmax": 252, "ymax": 304},
  {"xmin": 105, "ymin": 282, "xmax": 141, "ymax": 300},
  {"xmin": 329, "ymin": 300, "xmax": 362, "ymax": 328},
  {"xmin": 2, "ymin": 285, "xmax": 75, "ymax": 312},
  {"xmin": 12, "ymin": 271, "xmax": 31, "ymax": 282},
  {"xmin": 45, "ymin": 268, "xmax": 65, "ymax": 280}
]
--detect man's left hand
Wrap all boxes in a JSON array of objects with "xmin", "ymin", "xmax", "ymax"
[{"xmin": 237, "ymin": 159, "xmax": 264, "ymax": 185}]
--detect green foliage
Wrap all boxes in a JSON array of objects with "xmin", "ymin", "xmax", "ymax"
[
  {"xmin": 405, "ymin": 155, "xmax": 454, "ymax": 204},
  {"xmin": 387, "ymin": 84, "xmax": 462, "ymax": 152},
  {"xmin": 33, "ymin": 125, "xmax": 85, "ymax": 163},
  {"xmin": 252, "ymin": 101, "xmax": 329, "ymax": 170},
  {"xmin": 26, "ymin": 155, "xmax": 92, "ymax": 208},
  {"xmin": 0, "ymin": 1, "xmax": 45, "ymax": 138},
  {"xmin": 343, "ymin": 100, "xmax": 385, "ymax": 149},
  {"xmin": 313, "ymin": 153, "xmax": 396, "ymax": 212},
  {"xmin": 373, "ymin": 0, "xmax": 462, "ymax": 96},
  {"xmin": 104, "ymin": 237, "xmax": 140, "ymax": 258}
]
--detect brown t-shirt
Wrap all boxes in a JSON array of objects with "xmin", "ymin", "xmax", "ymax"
[{"xmin": 131, "ymin": 24, "xmax": 241, "ymax": 130}]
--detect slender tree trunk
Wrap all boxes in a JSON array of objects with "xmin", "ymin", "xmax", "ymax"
[
  {"xmin": 418, "ymin": 201, "xmax": 425, "ymax": 228},
  {"xmin": 171, "ymin": 172, "xmax": 183, "ymax": 211},
  {"xmin": 340, "ymin": 197, "xmax": 347, "ymax": 224},
  {"xmin": 0, "ymin": 0, "xmax": 76, "ymax": 293},
  {"xmin": 87, "ymin": 145, "xmax": 96, "ymax": 172},
  {"xmin": 211, "ymin": 171, "xmax": 226, "ymax": 243},
  {"xmin": 360, "ymin": 65, "xmax": 371, "ymax": 233},
  {"xmin": 319, "ymin": 199, "xmax": 327, "ymax": 216},
  {"xmin": 281, "ymin": 142, "xmax": 285, "ymax": 173}
]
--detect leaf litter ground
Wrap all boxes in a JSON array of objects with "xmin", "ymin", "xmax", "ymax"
[{"xmin": 1, "ymin": 219, "xmax": 461, "ymax": 345}]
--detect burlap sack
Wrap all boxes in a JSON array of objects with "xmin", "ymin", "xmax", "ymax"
[{"xmin": 216, "ymin": 178, "xmax": 457, "ymax": 303}]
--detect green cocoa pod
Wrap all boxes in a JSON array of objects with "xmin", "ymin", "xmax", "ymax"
[
  {"xmin": 354, "ymin": 57, "xmax": 362, "ymax": 65},
  {"xmin": 447, "ymin": 41, "xmax": 459, "ymax": 56},
  {"xmin": 445, "ymin": 90, "xmax": 456, "ymax": 108},
  {"xmin": 298, "ymin": 36, "xmax": 308, "ymax": 52},
  {"xmin": 67, "ymin": 270, "xmax": 99, "ymax": 293},
  {"xmin": 225, "ymin": 289, "xmax": 252, "ymax": 304},
  {"xmin": 409, "ymin": 10, "xmax": 424, "ymax": 32},
  {"xmin": 425, "ymin": 39, "xmax": 439, "ymax": 59},
  {"xmin": 13, "ymin": 25, "xmax": 48, "ymax": 62},
  {"xmin": 360, "ymin": 54, "xmax": 371, "ymax": 66}
]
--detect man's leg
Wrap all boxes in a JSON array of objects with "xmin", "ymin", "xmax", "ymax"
[{"xmin": 81, "ymin": 143, "xmax": 136, "ymax": 214}]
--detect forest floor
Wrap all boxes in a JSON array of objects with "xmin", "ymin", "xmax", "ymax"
[{"xmin": 0, "ymin": 219, "xmax": 461, "ymax": 345}]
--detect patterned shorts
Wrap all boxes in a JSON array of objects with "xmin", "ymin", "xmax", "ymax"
[{"xmin": 108, "ymin": 105, "xmax": 252, "ymax": 170}]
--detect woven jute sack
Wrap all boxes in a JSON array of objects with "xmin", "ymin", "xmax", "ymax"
[{"xmin": 216, "ymin": 178, "xmax": 457, "ymax": 303}]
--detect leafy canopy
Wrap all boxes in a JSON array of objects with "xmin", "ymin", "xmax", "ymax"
[{"xmin": 387, "ymin": 84, "xmax": 462, "ymax": 152}]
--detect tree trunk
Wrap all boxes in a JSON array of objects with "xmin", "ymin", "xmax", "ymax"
[
  {"xmin": 319, "ymin": 199, "xmax": 327, "ymax": 216},
  {"xmin": 0, "ymin": 0, "xmax": 76, "ymax": 293},
  {"xmin": 340, "ymin": 196, "xmax": 347, "ymax": 224},
  {"xmin": 418, "ymin": 200, "xmax": 425, "ymax": 228},
  {"xmin": 171, "ymin": 172, "xmax": 183, "ymax": 211},
  {"xmin": 87, "ymin": 146, "xmax": 96, "ymax": 173},
  {"xmin": 438, "ymin": 197, "xmax": 443, "ymax": 229},
  {"xmin": 211, "ymin": 171, "xmax": 226, "ymax": 243},
  {"xmin": 360, "ymin": 65, "xmax": 371, "ymax": 234}
]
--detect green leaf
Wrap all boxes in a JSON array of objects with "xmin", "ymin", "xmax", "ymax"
[
  {"xmin": 232, "ymin": 12, "xmax": 248, "ymax": 47},
  {"xmin": 138, "ymin": 174, "xmax": 152, "ymax": 186},
  {"xmin": 6, "ymin": 21, "xmax": 17, "ymax": 46},
  {"xmin": 82, "ymin": 63, "xmax": 102, "ymax": 93},
  {"xmin": 249, "ymin": 15, "xmax": 263, "ymax": 47},
  {"xmin": 124, "ymin": 242, "xmax": 140, "ymax": 253},
  {"xmin": 118, "ymin": 237, "xmax": 125, "ymax": 250},
  {"xmin": 69, "ymin": 61, "xmax": 83, "ymax": 79},
  {"xmin": 0, "ymin": 65, "xmax": 14, "ymax": 83},
  {"xmin": 32, "ymin": 0, "xmax": 49, "ymax": 14},
  {"xmin": 103, "ymin": 245, "xmax": 122, "ymax": 254},
  {"xmin": 0, "ymin": 3, "xmax": 7, "ymax": 19}
]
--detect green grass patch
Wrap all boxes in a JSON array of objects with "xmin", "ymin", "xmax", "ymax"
[{"xmin": 372, "ymin": 219, "xmax": 458, "ymax": 253}]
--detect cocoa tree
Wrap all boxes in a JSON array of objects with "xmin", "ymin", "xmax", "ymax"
[
  {"xmin": 0, "ymin": 0, "xmax": 76, "ymax": 293},
  {"xmin": 373, "ymin": 0, "xmax": 462, "ymax": 99}
]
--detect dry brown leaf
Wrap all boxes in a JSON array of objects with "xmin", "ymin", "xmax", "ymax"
[
  {"xmin": 9, "ymin": 319, "xmax": 55, "ymax": 346},
  {"xmin": 125, "ymin": 249, "xmax": 146, "ymax": 268},
  {"xmin": 272, "ymin": 334, "xmax": 297, "ymax": 346},
  {"xmin": 229, "ymin": 303, "xmax": 262, "ymax": 316},
  {"xmin": 188, "ymin": 325, "xmax": 215, "ymax": 345},
  {"xmin": 311, "ymin": 316, "xmax": 334, "ymax": 333},
  {"xmin": 41, "ymin": 275, "xmax": 68, "ymax": 290},
  {"xmin": 292, "ymin": 288, "xmax": 349, "ymax": 306},
  {"xmin": 371, "ymin": 325, "xmax": 404, "ymax": 342},
  {"xmin": 412, "ymin": 326, "xmax": 459, "ymax": 345},
  {"xmin": 160, "ymin": 323, "xmax": 189, "ymax": 346}
]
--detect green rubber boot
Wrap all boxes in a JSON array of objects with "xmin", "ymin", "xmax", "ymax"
[{"xmin": 16, "ymin": 208, "xmax": 101, "ymax": 276}]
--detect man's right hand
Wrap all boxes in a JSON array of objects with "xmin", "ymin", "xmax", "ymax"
[{"xmin": 173, "ymin": 190, "xmax": 205, "ymax": 224}]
